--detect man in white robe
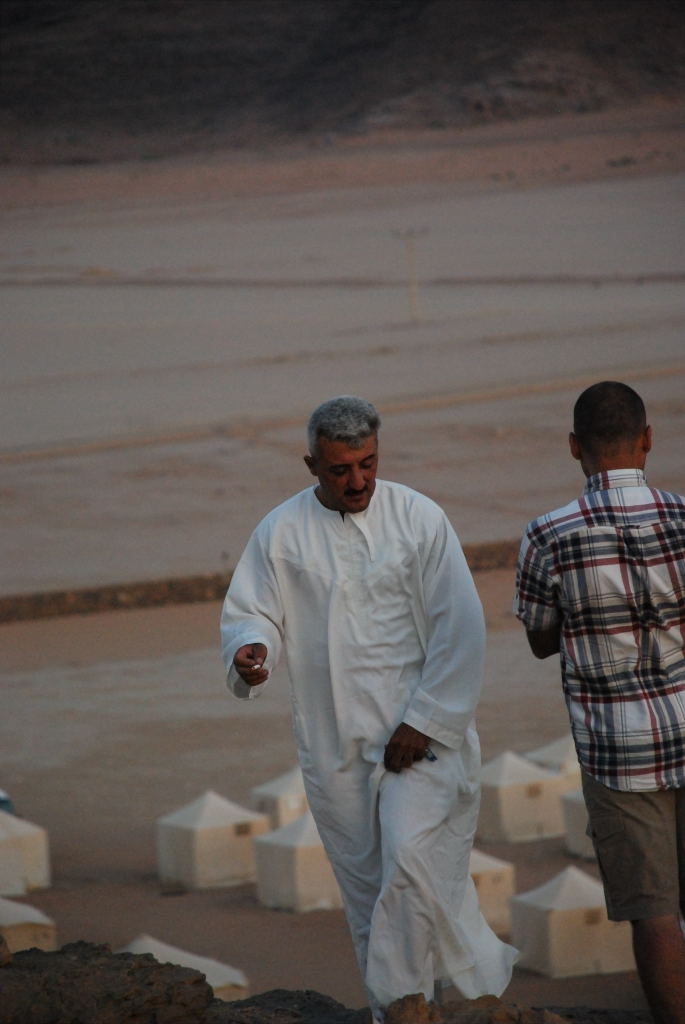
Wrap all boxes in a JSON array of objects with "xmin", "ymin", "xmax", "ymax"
[{"xmin": 221, "ymin": 396, "xmax": 516, "ymax": 1019}]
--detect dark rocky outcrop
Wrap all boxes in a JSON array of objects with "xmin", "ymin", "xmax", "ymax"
[
  {"xmin": 0, "ymin": 943, "xmax": 653, "ymax": 1024},
  {"xmin": 206, "ymin": 987, "xmax": 369, "ymax": 1023},
  {"xmin": 0, "ymin": 941, "xmax": 214, "ymax": 1024}
]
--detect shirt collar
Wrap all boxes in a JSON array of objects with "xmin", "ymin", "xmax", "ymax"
[{"xmin": 584, "ymin": 468, "xmax": 647, "ymax": 494}]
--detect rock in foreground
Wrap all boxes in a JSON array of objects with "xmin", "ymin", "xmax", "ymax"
[
  {"xmin": 0, "ymin": 942, "xmax": 652, "ymax": 1024},
  {"xmin": 0, "ymin": 940, "xmax": 213, "ymax": 1024}
]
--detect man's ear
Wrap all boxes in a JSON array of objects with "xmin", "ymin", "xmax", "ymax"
[
  {"xmin": 642, "ymin": 424, "xmax": 653, "ymax": 455},
  {"xmin": 304, "ymin": 454, "xmax": 317, "ymax": 476},
  {"xmin": 569, "ymin": 432, "xmax": 582, "ymax": 461}
]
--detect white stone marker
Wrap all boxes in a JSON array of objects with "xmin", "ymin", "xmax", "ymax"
[
  {"xmin": 255, "ymin": 811, "xmax": 343, "ymax": 912},
  {"xmin": 469, "ymin": 847, "xmax": 516, "ymax": 935},
  {"xmin": 0, "ymin": 809, "xmax": 51, "ymax": 893},
  {"xmin": 561, "ymin": 788, "xmax": 596, "ymax": 860},
  {"xmin": 0, "ymin": 833, "xmax": 24, "ymax": 896},
  {"xmin": 511, "ymin": 866, "xmax": 634, "ymax": 977},
  {"xmin": 0, "ymin": 895, "xmax": 57, "ymax": 952},
  {"xmin": 120, "ymin": 933, "xmax": 248, "ymax": 1000},
  {"xmin": 524, "ymin": 734, "xmax": 581, "ymax": 785},
  {"xmin": 477, "ymin": 750, "xmax": 576, "ymax": 841},
  {"xmin": 156, "ymin": 790, "xmax": 269, "ymax": 889},
  {"xmin": 250, "ymin": 765, "xmax": 308, "ymax": 829}
]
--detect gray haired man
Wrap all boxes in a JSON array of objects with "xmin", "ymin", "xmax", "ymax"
[{"xmin": 221, "ymin": 396, "xmax": 515, "ymax": 1020}]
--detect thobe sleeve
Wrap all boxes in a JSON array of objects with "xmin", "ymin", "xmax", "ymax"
[
  {"xmin": 220, "ymin": 524, "xmax": 284, "ymax": 701},
  {"xmin": 401, "ymin": 511, "xmax": 486, "ymax": 750}
]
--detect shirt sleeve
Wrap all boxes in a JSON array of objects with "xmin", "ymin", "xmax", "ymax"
[
  {"xmin": 513, "ymin": 525, "xmax": 562, "ymax": 632},
  {"xmin": 220, "ymin": 522, "xmax": 284, "ymax": 700},
  {"xmin": 401, "ymin": 507, "xmax": 486, "ymax": 750}
]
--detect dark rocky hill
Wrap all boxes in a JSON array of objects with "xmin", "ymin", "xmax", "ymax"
[{"xmin": 1, "ymin": 0, "xmax": 684, "ymax": 163}]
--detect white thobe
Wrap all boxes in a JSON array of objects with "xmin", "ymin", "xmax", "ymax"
[{"xmin": 221, "ymin": 480, "xmax": 516, "ymax": 1016}]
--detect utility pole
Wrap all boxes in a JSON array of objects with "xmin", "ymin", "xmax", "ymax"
[{"xmin": 392, "ymin": 226, "xmax": 429, "ymax": 323}]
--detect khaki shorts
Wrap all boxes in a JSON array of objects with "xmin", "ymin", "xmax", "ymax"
[{"xmin": 581, "ymin": 768, "xmax": 685, "ymax": 921}]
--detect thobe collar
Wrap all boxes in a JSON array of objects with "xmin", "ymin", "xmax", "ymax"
[{"xmin": 309, "ymin": 485, "xmax": 377, "ymax": 562}]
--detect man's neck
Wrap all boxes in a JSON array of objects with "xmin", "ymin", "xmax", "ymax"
[{"xmin": 571, "ymin": 427, "xmax": 651, "ymax": 480}]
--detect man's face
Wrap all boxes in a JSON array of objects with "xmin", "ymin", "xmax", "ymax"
[{"xmin": 304, "ymin": 434, "xmax": 378, "ymax": 514}]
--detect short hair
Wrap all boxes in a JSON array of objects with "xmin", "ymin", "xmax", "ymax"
[
  {"xmin": 573, "ymin": 381, "xmax": 646, "ymax": 455},
  {"xmin": 307, "ymin": 396, "xmax": 380, "ymax": 453}
]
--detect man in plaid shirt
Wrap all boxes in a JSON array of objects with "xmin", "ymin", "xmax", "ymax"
[{"xmin": 515, "ymin": 381, "xmax": 685, "ymax": 1023}]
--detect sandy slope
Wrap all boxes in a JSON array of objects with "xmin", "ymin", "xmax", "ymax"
[
  {"xmin": 2, "ymin": 102, "xmax": 684, "ymax": 600},
  {"xmin": 2, "ymin": 101, "xmax": 684, "ymax": 210}
]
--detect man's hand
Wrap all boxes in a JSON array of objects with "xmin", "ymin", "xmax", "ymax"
[
  {"xmin": 233, "ymin": 644, "xmax": 269, "ymax": 686},
  {"xmin": 384, "ymin": 723, "xmax": 431, "ymax": 773}
]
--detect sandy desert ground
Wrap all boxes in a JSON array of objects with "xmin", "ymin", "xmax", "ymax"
[
  {"xmin": 1, "ymin": 101, "xmax": 684, "ymax": 1014},
  {"xmin": 0, "ymin": 579, "xmax": 652, "ymax": 1015}
]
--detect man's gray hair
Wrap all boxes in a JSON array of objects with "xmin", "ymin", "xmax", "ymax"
[{"xmin": 307, "ymin": 396, "xmax": 380, "ymax": 453}]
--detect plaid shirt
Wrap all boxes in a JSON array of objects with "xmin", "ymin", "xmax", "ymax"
[{"xmin": 515, "ymin": 469, "xmax": 685, "ymax": 791}]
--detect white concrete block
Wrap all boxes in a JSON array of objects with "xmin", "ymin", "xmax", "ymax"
[
  {"xmin": 156, "ymin": 790, "xmax": 269, "ymax": 889},
  {"xmin": 0, "ymin": 809, "xmax": 50, "ymax": 892},
  {"xmin": 469, "ymin": 847, "xmax": 515, "ymax": 935},
  {"xmin": 511, "ymin": 866, "xmax": 634, "ymax": 977},
  {"xmin": 478, "ymin": 751, "xmax": 577, "ymax": 841},
  {"xmin": 250, "ymin": 765, "xmax": 308, "ymax": 829},
  {"xmin": 255, "ymin": 811, "xmax": 342, "ymax": 913},
  {"xmin": 562, "ymin": 788, "xmax": 595, "ymax": 860},
  {"xmin": 120, "ymin": 933, "xmax": 248, "ymax": 1000},
  {"xmin": 525, "ymin": 734, "xmax": 581, "ymax": 785},
  {"xmin": 0, "ymin": 895, "xmax": 57, "ymax": 952}
]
